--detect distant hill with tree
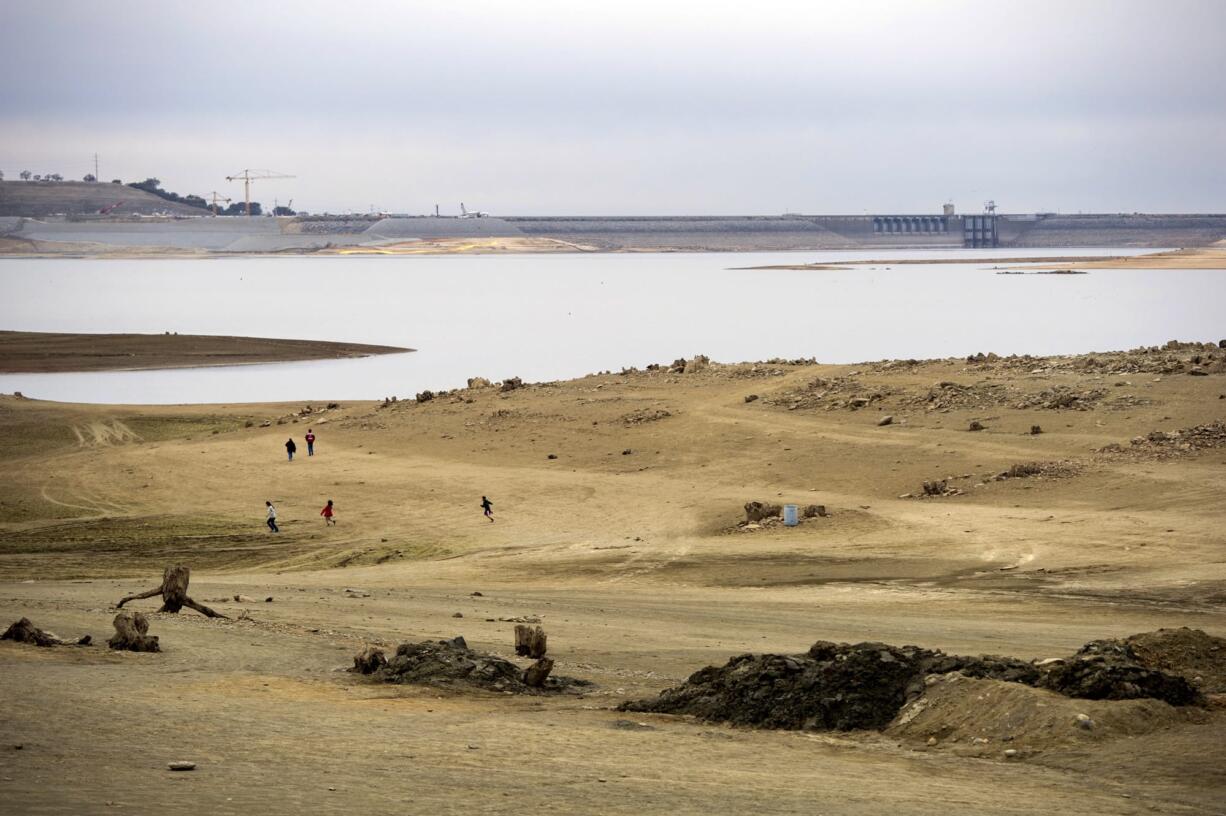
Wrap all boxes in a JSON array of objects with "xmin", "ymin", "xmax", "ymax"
[{"xmin": 0, "ymin": 179, "xmax": 224, "ymax": 217}]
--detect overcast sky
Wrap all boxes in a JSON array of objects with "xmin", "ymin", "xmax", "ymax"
[{"xmin": 2, "ymin": 0, "xmax": 1223, "ymax": 215}]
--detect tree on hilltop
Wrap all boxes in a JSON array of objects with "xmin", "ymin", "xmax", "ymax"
[{"xmin": 19, "ymin": 170, "xmax": 31, "ymax": 180}]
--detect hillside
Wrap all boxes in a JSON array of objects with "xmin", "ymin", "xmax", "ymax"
[{"xmin": 0, "ymin": 180, "xmax": 208, "ymax": 217}]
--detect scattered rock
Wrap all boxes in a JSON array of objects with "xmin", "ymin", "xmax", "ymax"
[
  {"xmin": 744, "ymin": 394, "xmax": 759, "ymax": 403},
  {"xmin": 1030, "ymin": 425, "xmax": 1043, "ymax": 435},
  {"xmin": 167, "ymin": 762, "xmax": 196, "ymax": 772},
  {"xmin": 452, "ymin": 612, "xmax": 464, "ymax": 618},
  {"xmin": 415, "ymin": 390, "xmax": 434, "ymax": 403},
  {"xmin": 968, "ymin": 420, "xmax": 985, "ymax": 432},
  {"xmin": 877, "ymin": 415, "xmax": 894, "ymax": 426},
  {"xmin": 500, "ymin": 377, "xmax": 523, "ymax": 392},
  {"xmin": 546, "ymin": 453, "xmax": 558, "ymax": 460}
]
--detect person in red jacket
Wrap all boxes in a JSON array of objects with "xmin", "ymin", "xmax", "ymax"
[
  {"xmin": 321, "ymin": 499, "xmax": 336, "ymax": 525},
  {"xmin": 305, "ymin": 429, "xmax": 316, "ymax": 456}
]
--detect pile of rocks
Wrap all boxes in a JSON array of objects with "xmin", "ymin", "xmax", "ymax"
[
  {"xmin": 1013, "ymin": 386, "xmax": 1106, "ymax": 410},
  {"xmin": 767, "ymin": 376, "xmax": 895, "ymax": 412},
  {"xmin": 621, "ymin": 407, "xmax": 672, "ymax": 425},
  {"xmin": 1099, "ymin": 422, "xmax": 1226, "ymax": 461}
]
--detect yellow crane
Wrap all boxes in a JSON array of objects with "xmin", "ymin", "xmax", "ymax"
[
  {"xmin": 225, "ymin": 169, "xmax": 295, "ymax": 216},
  {"xmin": 207, "ymin": 191, "xmax": 231, "ymax": 216}
]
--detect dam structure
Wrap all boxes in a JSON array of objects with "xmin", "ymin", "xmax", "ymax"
[{"xmin": 2, "ymin": 183, "xmax": 1224, "ymax": 253}]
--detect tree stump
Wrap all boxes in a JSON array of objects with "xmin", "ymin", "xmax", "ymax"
[
  {"xmin": 116, "ymin": 565, "xmax": 226, "ymax": 618},
  {"xmin": 353, "ymin": 646, "xmax": 387, "ymax": 675},
  {"xmin": 523, "ymin": 658, "xmax": 554, "ymax": 688},
  {"xmin": 108, "ymin": 611, "xmax": 160, "ymax": 652},
  {"xmin": 2, "ymin": 617, "xmax": 63, "ymax": 647},
  {"xmin": 514, "ymin": 625, "xmax": 547, "ymax": 659}
]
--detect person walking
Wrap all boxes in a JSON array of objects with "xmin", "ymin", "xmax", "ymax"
[
  {"xmin": 321, "ymin": 499, "xmax": 336, "ymax": 525},
  {"xmin": 305, "ymin": 429, "xmax": 316, "ymax": 456},
  {"xmin": 266, "ymin": 501, "xmax": 279, "ymax": 533},
  {"xmin": 285, "ymin": 437, "xmax": 297, "ymax": 461},
  {"xmin": 481, "ymin": 495, "xmax": 494, "ymax": 522}
]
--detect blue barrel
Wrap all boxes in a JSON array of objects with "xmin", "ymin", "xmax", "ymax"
[{"xmin": 783, "ymin": 504, "xmax": 799, "ymax": 526}]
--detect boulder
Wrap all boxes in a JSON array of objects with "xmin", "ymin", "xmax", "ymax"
[
  {"xmin": 500, "ymin": 377, "xmax": 523, "ymax": 392},
  {"xmin": 467, "ymin": 377, "xmax": 492, "ymax": 389}
]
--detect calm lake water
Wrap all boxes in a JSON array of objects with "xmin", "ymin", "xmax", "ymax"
[{"xmin": 1, "ymin": 248, "xmax": 1222, "ymax": 404}]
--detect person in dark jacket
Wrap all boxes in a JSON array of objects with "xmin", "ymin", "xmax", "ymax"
[
  {"xmin": 481, "ymin": 495, "xmax": 494, "ymax": 522},
  {"xmin": 285, "ymin": 438, "xmax": 297, "ymax": 461}
]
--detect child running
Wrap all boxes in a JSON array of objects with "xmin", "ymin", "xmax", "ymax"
[
  {"xmin": 266, "ymin": 501, "xmax": 279, "ymax": 533},
  {"xmin": 321, "ymin": 499, "xmax": 336, "ymax": 525},
  {"xmin": 481, "ymin": 495, "xmax": 494, "ymax": 522}
]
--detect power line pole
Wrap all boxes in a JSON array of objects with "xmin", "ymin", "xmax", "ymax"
[{"xmin": 93, "ymin": 153, "xmax": 99, "ymax": 182}]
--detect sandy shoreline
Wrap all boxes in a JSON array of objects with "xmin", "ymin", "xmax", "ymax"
[
  {"xmin": 0, "ymin": 331, "xmax": 412, "ymax": 373},
  {"xmin": 2, "ymin": 344, "xmax": 1224, "ymax": 813}
]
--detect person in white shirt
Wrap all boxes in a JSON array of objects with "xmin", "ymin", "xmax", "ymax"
[{"xmin": 266, "ymin": 501, "xmax": 279, "ymax": 533}]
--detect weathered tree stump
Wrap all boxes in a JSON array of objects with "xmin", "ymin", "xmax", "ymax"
[
  {"xmin": 2, "ymin": 617, "xmax": 64, "ymax": 647},
  {"xmin": 744, "ymin": 501, "xmax": 783, "ymax": 523},
  {"xmin": 523, "ymin": 657, "xmax": 554, "ymax": 688},
  {"xmin": 108, "ymin": 611, "xmax": 160, "ymax": 652},
  {"xmin": 514, "ymin": 625, "xmax": 547, "ymax": 659},
  {"xmin": 353, "ymin": 646, "xmax": 387, "ymax": 674},
  {"xmin": 116, "ymin": 565, "xmax": 226, "ymax": 618}
]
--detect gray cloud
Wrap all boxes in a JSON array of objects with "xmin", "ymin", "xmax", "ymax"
[{"xmin": 2, "ymin": 0, "xmax": 1223, "ymax": 214}]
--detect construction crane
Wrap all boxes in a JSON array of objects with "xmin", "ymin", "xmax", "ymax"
[
  {"xmin": 225, "ymin": 169, "xmax": 295, "ymax": 216},
  {"xmin": 208, "ymin": 192, "xmax": 232, "ymax": 216}
]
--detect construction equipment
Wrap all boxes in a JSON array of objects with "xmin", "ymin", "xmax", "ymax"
[
  {"xmin": 208, "ymin": 192, "xmax": 232, "ymax": 216},
  {"xmin": 225, "ymin": 169, "xmax": 295, "ymax": 216},
  {"xmin": 98, "ymin": 200, "xmax": 126, "ymax": 215}
]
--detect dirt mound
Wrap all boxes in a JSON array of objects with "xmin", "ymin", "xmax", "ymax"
[
  {"xmin": 621, "ymin": 631, "xmax": 1219, "ymax": 732},
  {"xmin": 621, "ymin": 642, "xmax": 934, "ymax": 730},
  {"xmin": 1110, "ymin": 628, "xmax": 1226, "ymax": 694},
  {"xmin": 1039, "ymin": 642, "xmax": 1202, "ymax": 706},
  {"xmin": 620, "ymin": 642, "xmax": 1042, "ymax": 731},
  {"xmin": 887, "ymin": 674, "xmax": 1206, "ymax": 754},
  {"xmin": 354, "ymin": 638, "xmax": 585, "ymax": 694}
]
